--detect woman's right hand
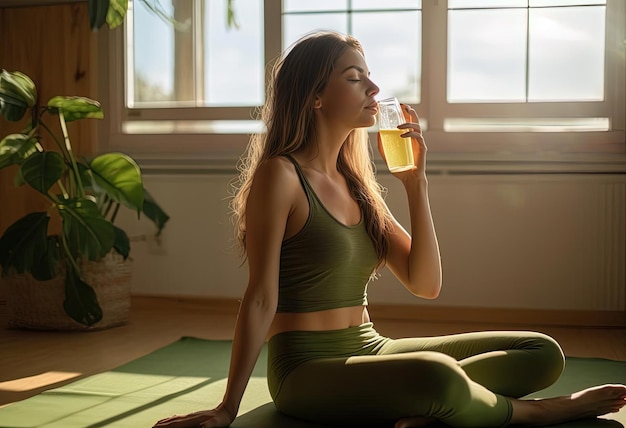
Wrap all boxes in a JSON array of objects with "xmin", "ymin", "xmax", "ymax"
[{"xmin": 152, "ymin": 404, "xmax": 235, "ymax": 428}]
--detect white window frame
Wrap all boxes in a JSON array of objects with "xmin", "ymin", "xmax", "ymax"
[{"xmin": 97, "ymin": 0, "xmax": 625, "ymax": 164}]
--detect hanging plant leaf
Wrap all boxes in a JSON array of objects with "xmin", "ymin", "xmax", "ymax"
[
  {"xmin": 63, "ymin": 264, "xmax": 102, "ymax": 326},
  {"xmin": 89, "ymin": 152, "xmax": 144, "ymax": 215},
  {"xmin": 142, "ymin": 188, "xmax": 170, "ymax": 236},
  {"xmin": 19, "ymin": 151, "xmax": 65, "ymax": 195},
  {"xmin": 0, "ymin": 70, "xmax": 36, "ymax": 122},
  {"xmin": 0, "ymin": 133, "xmax": 39, "ymax": 169},
  {"xmin": 4, "ymin": 70, "xmax": 37, "ymax": 106},
  {"xmin": 88, "ymin": 0, "xmax": 110, "ymax": 31},
  {"xmin": 112, "ymin": 225, "xmax": 130, "ymax": 259},
  {"xmin": 107, "ymin": 0, "xmax": 128, "ymax": 29},
  {"xmin": 76, "ymin": 161, "xmax": 96, "ymax": 191},
  {"xmin": 58, "ymin": 198, "xmax": 115, "ymax": 261},
  {"xmin": 0, "ymin": 212, "xmax": 49, "ymax": 276},
  {"xmin": 31, "ymin": 236, "xmax": 61, "ymax": 281},
  {"xmin": 47, "ymin": 96, "xmax": 103, "ymax": 122},
  {"xmin": 227, "ymin": 0, "xmax": 240, "ymax": 29},
  {"xmin": 0, "ymin": 91, "xmax": 29, "ymax": 122}
]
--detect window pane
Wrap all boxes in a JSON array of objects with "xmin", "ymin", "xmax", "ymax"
[
  {"xmin": 528, "ymin": 6, "xmax": 605, "ymax": 101},
  {"xmin": 352, "ymin": 11, "xmax": 421, "ymax": 103},
  {"xmin": 204, "ymin": 0, "xmax": 264, "ymax": 106},
  {"xmin": 283, "ymin": 0, "xmax": 347, "ymax": 12},
  {"xmin": 352, "ymin": 0, "xmax": 421, "ymax": 10},
  {"xmin": 131, "ymin": 0, "xmax": 184, "ymax": 106},
  {"xmin": 448, "ymin": 0, "xmax": 527, "ymax": 8},
  {"xmin": 283, "ymin": 13, "xmax": 348, "ymax": 50},
  {"xmin": 448, "ymin": 9, "xmax": 527, "ymax": 102}
]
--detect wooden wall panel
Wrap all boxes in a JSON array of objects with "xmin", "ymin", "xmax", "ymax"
[{"xmin": 0, "ymin": 3, "xmax": 97, "ymax": 235}]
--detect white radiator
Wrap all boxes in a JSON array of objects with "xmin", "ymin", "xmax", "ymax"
[
  {"xmin": 595, "ymin": 181, "xmax": 626, "ymax": 310},
  {"xmin": 371, "ymin": 173, "xmax": 626, "ymax": 312}
]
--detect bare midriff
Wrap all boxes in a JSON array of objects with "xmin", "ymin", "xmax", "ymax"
[{"xmin": 268, "ymin": 305, "xmax": 370, "ymax": 338}]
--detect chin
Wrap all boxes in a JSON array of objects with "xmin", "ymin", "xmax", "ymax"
[{"xmin": 356, "ymin": 116, "xmax": 376, "ymax": 129}]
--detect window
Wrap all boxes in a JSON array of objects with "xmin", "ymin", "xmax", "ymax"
[
  {"xmin": 101, "ymin": 0, "xmax": 625, "ymax": 159},
  {"xmin": 129, "ymin": 0, "xmax": 264, "ymax": 107},
  {"xmin": 448, "ymin": 0, "xmax": 606, "ymax": 103},
  {"xmin": 283, "ymin": 1, "xmax": 422, "ymax": 103}
]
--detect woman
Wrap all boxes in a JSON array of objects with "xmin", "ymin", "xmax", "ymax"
[{"xmin": 155, "ymin": 31, "xmax": 626, "ymax": 428}]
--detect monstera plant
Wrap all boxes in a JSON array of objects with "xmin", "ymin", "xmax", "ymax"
[{"xmin": 0, "ymin": 69, "xmax": 169, "ymax": 327}]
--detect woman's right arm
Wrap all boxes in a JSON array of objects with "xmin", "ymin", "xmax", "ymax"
[
  {"xmin": 153, "ymin": 158, "xmax": 296, "ymax": 428},
  {"xmin": 221, "ymin": 158, "xmax": 297, "ymax": 417}
]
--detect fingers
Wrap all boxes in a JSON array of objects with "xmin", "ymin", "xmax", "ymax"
[
  {"xmin": 397, "ymin": 104, "xmax": 422, "ymax": 138},
  {"xmin": 152, "ymin": 413, "xmax": 200, "ymax": 428},
  {"xmin": 399, "ymin": 103, "xmax": 419, "ymax": 125},
  {"xmin": 400, "ymin": 104, "xmax": 419, "ymax": 122}
]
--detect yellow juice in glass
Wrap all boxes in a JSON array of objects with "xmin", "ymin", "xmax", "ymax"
[{"xmin": 379, "ymin": 129, "xmax": 414, "ymax": 172}]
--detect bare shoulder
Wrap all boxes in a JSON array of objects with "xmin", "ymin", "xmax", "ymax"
[
  {"xmin": 246, "ymin": 156, "xmax": 299, "ymax": 243},
  {"xmin": 250, "ymin": 156, "xmax": 299, "ymax": 196}
]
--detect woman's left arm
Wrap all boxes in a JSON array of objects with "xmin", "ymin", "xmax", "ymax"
[{"xmin": 379, "ymin": 104, "xmax": 442, "ymax": 299}]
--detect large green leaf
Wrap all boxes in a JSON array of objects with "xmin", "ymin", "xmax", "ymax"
[
  {"xmin": 112, "ymin": 225, "xmax": 130, "ymax": 259},
  {"xmin": 0, "ymin": 134, "xmax": 39, "ymax": 169},
  {"xmin": 47, "ymin": 96, "xmax": 103, "ymax": 122},
  {"xmin": 31, "ymin": 236, "xmax": 61, "ymax": 281},
  {"xmin": 19, "ymin": 151, "xmax": 65, "ymax": 195},
  {"xmin": 142, "ymin": 188, "xmax": 169, "ymax": 236},
  {"xmin": 58, "ymin": 198, "xmax": 115, "ymax": 261},
  {"xmin": 0, "ymin": 91, "xmax": 29, "ymax": 122},
  {"xmin": 107, "ymin": 0, "xmax": 128, "ymax": 29},
  {"xmin": 0, "ymin": 70, "xmax": 36, "ymax": 106},
  {"xmin": 63, "ymin": 265, "xmax": 102, "ymax": 326},
  {"xmin": 0, "ymin": 212, "xmax": 49, "ymax": 276},
  {"xmin": 0, "ymin": 70, "xmax": 37, "ymax": 121},
  {"xmin": 75, "ymin": 161, "xmax": 98, "ymax": 193},
  {"xmin": 89, "ymin": 153, "xmax": 144, "ymax": 214},
  {"xmin": 88, "ymin": 0, "xmax": 109, "ymax": 31}
]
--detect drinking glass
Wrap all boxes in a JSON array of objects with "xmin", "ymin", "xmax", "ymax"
[{"xmin": 377, "ymin": 97, "xmax": 414, "ymax": 173}]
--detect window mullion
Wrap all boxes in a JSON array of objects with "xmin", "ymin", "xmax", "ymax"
[
  {"xmin": 606, "ymin": 0, "xmax": 625, "ymax": 131},
  {"xmin": 423, "ymin": 0, "xmax": 448, "ymax": 132},
  {"xmin": 173, "ymin": 1, "xmax": 195, "ymax": 103},
  {"xmin": 265, "ymin": 0, "xmax": 282, "ymax": 94}
]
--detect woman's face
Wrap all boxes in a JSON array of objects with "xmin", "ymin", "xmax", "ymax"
[{"xmin": 315, "ymin": 48, "xmax": 380, "ymax": 130}]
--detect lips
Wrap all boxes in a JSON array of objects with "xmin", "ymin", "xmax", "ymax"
[{"xmin": 366, "ymin": 102, "xmax": 378, "ymax": 113}]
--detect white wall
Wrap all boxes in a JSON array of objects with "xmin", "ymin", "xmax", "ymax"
[{"xmin": 117, "ymin": 168, "xmax": 626, "ymax": 312}]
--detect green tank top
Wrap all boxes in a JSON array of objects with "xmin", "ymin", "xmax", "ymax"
[{"xmin": 277, "ymin": 155, "xmax": 378, "ymax": 313}]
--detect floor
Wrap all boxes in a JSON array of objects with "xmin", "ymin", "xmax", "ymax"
[{"xmin": 1, "ymin": 296, "xmax": 625, "ymax": 408}]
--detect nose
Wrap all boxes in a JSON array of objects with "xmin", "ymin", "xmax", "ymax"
[{"xmin": 367, "ymin": 77, "xmax": 379, "ymax": 97}]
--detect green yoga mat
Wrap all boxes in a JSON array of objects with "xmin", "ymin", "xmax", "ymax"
[{"xmin": 1, "ymin": 337, "xmax": 624, "ymax": 428}]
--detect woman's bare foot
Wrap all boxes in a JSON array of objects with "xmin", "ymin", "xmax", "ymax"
[
  {"xmin": 510, "ymin": 384, "xmax": 626, "ymax": 426},
  {"xmin": 394, "ymin": 416, "xmax": 436, "ymax": 428}
]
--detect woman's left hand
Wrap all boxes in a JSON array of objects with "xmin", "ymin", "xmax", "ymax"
[
  {"xmin": 152, "ymin": 406, "xmax": 234, "ymax": 428},
  {"xmin": 377, "ymin": 104, "xmax": 427, "ymax": 180}
]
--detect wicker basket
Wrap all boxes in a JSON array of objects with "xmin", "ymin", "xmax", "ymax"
[{"xmin": 2, "ymin": 252, "xmax": 132, "ymax": 331}]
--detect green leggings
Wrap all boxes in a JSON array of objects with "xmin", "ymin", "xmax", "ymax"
[{"xmin": 267, "ymin": 323, "xmax": 564, "ymax": 427}]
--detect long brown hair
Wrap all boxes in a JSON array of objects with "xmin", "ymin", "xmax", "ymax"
[{"xmin": 230, "ymin": 31, "xmax": 393, "ymax": 270}]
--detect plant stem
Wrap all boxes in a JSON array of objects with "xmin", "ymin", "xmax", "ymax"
[
  {"xmin": 103, "ymin": 197, "xmax": 114, "ymax": 218},
  {"xmin": 39, "ymin": 120, "xmax": 70, "ymax": 159},
  {"xmin": 56, "ymin": 180, "xmax": 70, "ymax": 200},
  {"xmin": 60, "ymin": 228, "xmax": 81, "ymax": 275},
  {"xmin": 110, "ymin": 202, "xmax": 121, "ymax": 224},
  {"xmin": 58, "ymin": 110, "xmax": 85, "ymax": 197}
]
